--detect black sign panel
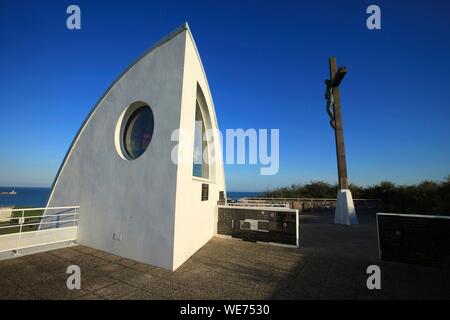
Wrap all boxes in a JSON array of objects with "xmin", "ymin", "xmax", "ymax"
[
  {"xmin": 377, "ymin": 214, "xmax": 450, "ymax": 267},
  {"xmin": 217, "ymin": 207, "xmax": 297, "ymax": 246},
  {"xmin": 201, "ymin": 183, "xmax": 208, "ymax": 201}
]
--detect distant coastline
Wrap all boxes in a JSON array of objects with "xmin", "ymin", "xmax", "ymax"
[
  {"xmin": 0, "ymin": 187, "xmax": 261, "ymax": 207},
  {"xmin": 0, "ymin": 190, "xmax": 17, "ymax": 195}
]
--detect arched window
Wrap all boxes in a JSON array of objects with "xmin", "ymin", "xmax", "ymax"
[
  {"xmin": 192, "ymin": 84, "xmax": 214, "ymax": 180},
  {"xmin": 193, "ymin": 101, "xmax": 209, "ymax": 178}
]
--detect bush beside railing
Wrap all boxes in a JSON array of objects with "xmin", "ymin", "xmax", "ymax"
[{"xmin": 262, "ymin": 176, "xmax": 450, "ymax": 216}]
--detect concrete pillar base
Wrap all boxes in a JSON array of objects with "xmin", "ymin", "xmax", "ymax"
[{"xmin": 334, "ymin": 189, "xmax": 358, "ymax": 225}]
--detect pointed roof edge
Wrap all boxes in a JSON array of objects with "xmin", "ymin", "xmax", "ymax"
[
  {"xmin": 151, "ymin": 22, "xmax": 189, "ymax": 50},
  {"xmin": 123, "ymin": 22, "xmax": 189, "ymax": 73},
  {"xmin": 182, "ymin": 24, "xmax": 227, "ymax": 195},
  {"xmin": 137, "ymin": 21, "xmax": 221, "ymax": 146},
  {"xmin": 44, "ymin": 22, "xmax": 230, "ymax": 210},
  {"xmin": 43, "ymin": 22, "xmax": 191, "ymax": 210},
  {"xmin": 183, "ymin": 22, "xmax": 222, "ymax": 140}
]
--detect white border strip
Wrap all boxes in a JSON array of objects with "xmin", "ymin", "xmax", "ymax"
[
  {"xmin": 377, "ymin": 212, "xmax": 450, "ymax": 220},
  {"xmin": 376, "ymin": 213, "xmax": 381, "ymax": 259},
  {"xmin": 296, "ymin": 209, "xmax": 300, "ymax": 248},
  {"xmin": 213, "ymin": 235, "xmax": 298, "ymax": 249}
]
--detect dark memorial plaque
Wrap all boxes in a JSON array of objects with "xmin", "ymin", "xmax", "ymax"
[
  {"xmin": 377, "ymin": 213, "xmax": 450, "ymax": 267},
  {"xmin": 217, "ymin": 207, "xmax": 298, "ymax": 246},
  {"xmin": 201, "ymin": 183, "xmax": 208, "ymax": 201}
]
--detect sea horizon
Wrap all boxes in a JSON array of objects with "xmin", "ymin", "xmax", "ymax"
[{"xmin": 0, "ymin": 186, "xmax": 262, "ymax": 207}]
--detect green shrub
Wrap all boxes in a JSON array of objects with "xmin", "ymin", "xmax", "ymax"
[{"xmin": 263, "ymin": 176, "xmax": 450, "ymax": 215}]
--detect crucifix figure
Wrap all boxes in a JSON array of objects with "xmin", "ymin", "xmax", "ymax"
[{"xmin": 325, "ymin": 57, "xmax": 358, "ymax": 225}]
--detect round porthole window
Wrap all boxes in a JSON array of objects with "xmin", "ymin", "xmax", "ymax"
[{"xmin": 115, "ymin": 102, "xmax": 154, "ymax": 160}]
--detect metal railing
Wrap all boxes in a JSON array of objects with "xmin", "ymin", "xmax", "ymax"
[
  {"xmin": 225, "ymin": 201, "xmax": 290, "ymax": 208},
  {"xmin": 232, "ymin": 197, "xmax": 382, "ymax": 211},
  {"xmin": 0, "ymin": 206, "xmax": 79, "ymax": 254},
  {"xmin": 239, "ymin": 197, "xmax": 381, "ymax": 202}
]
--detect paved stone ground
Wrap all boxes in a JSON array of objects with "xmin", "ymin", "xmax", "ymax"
[{"xmin": 0, "ymin": 210, "xmax": 449, "ymax": 299}]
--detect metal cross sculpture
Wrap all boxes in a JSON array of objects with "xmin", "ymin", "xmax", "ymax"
[{"xmin": 325, "ymin": 57, "xmax": 349, "ymax": 190}]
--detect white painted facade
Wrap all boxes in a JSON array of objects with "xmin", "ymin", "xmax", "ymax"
[{"xmin": 44, "ymin": 23, "xmax": 226, "ymax": 270}]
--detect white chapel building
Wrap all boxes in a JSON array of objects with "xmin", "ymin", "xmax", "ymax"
[{"xmin": 44, "ymin": 23, "xmax": 226, "ymax": 271}]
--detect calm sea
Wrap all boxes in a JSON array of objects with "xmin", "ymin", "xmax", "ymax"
[
  {"xmin": 0, "ymin": 187, "xmax": 261, "ymax": 207},
  {"xmin": 226, "ymin": 191, "xmax": 262, "ymax": 200},
  {"xmin": 0, "ymin": 187, "xmax": 50, "ymax": 208}
]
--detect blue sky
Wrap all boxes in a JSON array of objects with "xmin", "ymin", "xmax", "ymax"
[{"xmin": 0, "ymin": 0, "xmax": 449, "ymax": 191}]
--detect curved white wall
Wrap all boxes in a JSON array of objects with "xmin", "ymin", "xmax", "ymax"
[
  {"xmin": 46, "ymin": 24, "xmax": 226, "ymax": 270},
  {"xmin": 173, "ymin": 31, "xmax": 226, "ymax": 269}
]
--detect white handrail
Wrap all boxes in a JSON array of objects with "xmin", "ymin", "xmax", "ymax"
[
  {"xmin": 0, "ymin": 205, "xmax": 80, "ymax": 255},
  {"xmin": 0, "ymin": 219, "xmax": 79, "ymax": 230},
  {"xmin": 9, "ymin": 212, "xmax": 79, "ymax": 220},
  {"xmin": 377, "ymin": 212, "xmax": 450, "ymax": 219},
  {"xmin": 0, "ymin": 206, "xmax": 80, "ymax": 213}
]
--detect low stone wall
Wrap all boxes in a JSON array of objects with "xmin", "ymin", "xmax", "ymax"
[{"xmin": 0, "ymin": 207, "xmax": 13, "ymax": 223}]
